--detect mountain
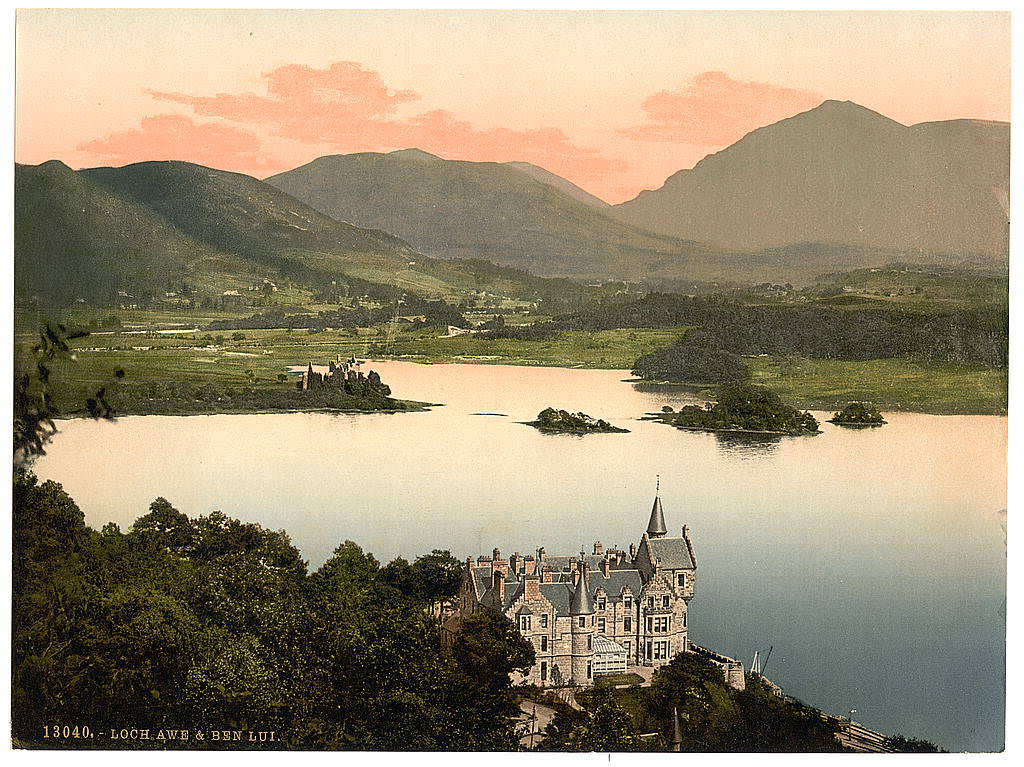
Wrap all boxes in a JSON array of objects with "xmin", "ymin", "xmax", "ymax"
[
  {"xmin": 265, "ymin": 149, "xmax": 719, "ymax": 281},
  {"xmin": 612, "ymin": 100, "xmax": 1009, "ymax": 260},
  {"xmin": 16, "ymin": 159, "xmax": 590, "ymax": 305},
  {"xmin": 504, "ymin": 161, "xmax": 610, "ymax": 208},
  {"xmin": 15, "ymin": 160, "xmax": 220, "ymax": 303}
]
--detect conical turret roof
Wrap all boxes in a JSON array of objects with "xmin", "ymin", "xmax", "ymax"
[
  {"xmin": 569, "ymin": 564, "xmax": 595, "ymax": 615},
  {"xmin": 647, "ymin": 495, "xmax": 668, "ymax": 538}
]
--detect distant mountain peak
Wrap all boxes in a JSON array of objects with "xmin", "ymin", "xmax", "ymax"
[{"xmin": 389, "ymin": 148, "xmax": 442, "ymax": 161}]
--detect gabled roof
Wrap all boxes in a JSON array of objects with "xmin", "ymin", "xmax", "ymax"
[
  {"xmin": 593, "ymin": 634, "xmax": 627, "ymax": 655},
  {"xmin": 645, "ymin": 536, "xmax": 695, "ymax": 570}
]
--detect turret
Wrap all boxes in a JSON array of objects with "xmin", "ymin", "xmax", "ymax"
[
  {"xmin": 570, "ymin": 563, "xmax": 595, "ymax": 685},
  {"xmin": 647, "ymin": 495, "xmax": 668, "ymax": 538}
]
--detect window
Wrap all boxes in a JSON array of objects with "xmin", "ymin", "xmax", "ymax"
[
  {"xmin": 540, "ymin": 661, "xmax": 548, "ymax": 682},
  {"xmin": 598, "ymin": 618, "xmax": 606, "ymax": 633},
  {"xmin": 648, "ymin": 597, "xmax": 654, "ymax": 609},
  {"xmin": 587, "ymin": 662, "xmax": 592, "ymax": 679},
  {"xmin": 623, "ymin": 616, "xmax": 631, "ymax": 632},
  {"xmin": 597, "ymin": 597, "xmax": 606, "ymax": 610},
  {"xmin": 623, "ymin": 640, "xmax": 630, "ymax": 655},
  {"xmin": 645, "ymin": 616, "xmax": 652, "ymax": 633},
  {"xmin": 654, "ymin": 616, "xmax": 670, "ymax": 633},
  {"xmin": 654, "ymin": 640, "xmax": 669, "ymax": 660},
  {"xmin": 541, "ymin": 635, "xmax": 548, "ymax": 652},
  {"xmin": 677, "ymin": 573, "xmax": 687, "ymax": 589},
  {"xmin": 578, "ymin": 617, "xmax": 585, "ymax": 628},
  {"xmin": 587, "ymin": 636, "xmax": 592, "ymax": 651},
  {"xmin": 663, "ymin": 595, "xmax": 671, "ymax": 608},
  {"xmin": 518, "ymin": 614, "xmax": 531, "ymax": 632},
  {"xmin": 683, "ymin": 612, "xmax": 687, "ymax": 628},
  {"xmin": 624, "ymin": 596, "xmax": 632, "ymax": 609},
  {"xmin": 540, "ymin": 614, "xmax": 548, "ymax": 628}
]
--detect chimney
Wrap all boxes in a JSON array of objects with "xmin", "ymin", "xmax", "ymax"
[
  {"xmin": 602, "ymin": 556, "xmax": 611, "ymax": 577},
  {"xmin": 683, "ymin": 525, "xmax": 690, "ymax": 537},
  {"xmin": 541, "ymin": 567, "xmax": 553, "ymax": 583},
  {"xmin": 537, "ymin": 546, "xmax": 546, "ymax": 565},
  {"xmin": 477, "ymin": 555, "xmax": 492, "ymax": 566},
  {"xmin": 525, "ymin": 574, "xmax": 541, "ymax": 600},
  {"xmin": 523, "ymin": 555, "xmax": 536, "ymax": 575},
  {"xmin": 466, "ymin": 556, "xmax": 474, "ymax": 570},
  {"xmin": 492, "ymin": 570, "xmax": 505, "ymax": 603},
  {"xmin": 593, "ymin": 541, "xmax": 603, "ymax": 555},
  {"xmin": 509, "ymin": 552, "xmax": 521, "ymax": 574},
  {"xmin": 629, "ymin": 543, "xmax": 637, "ymax": 559},
  {"xmin": 493, "ymin": 547, "xmax": 501, "ymax": 561}
]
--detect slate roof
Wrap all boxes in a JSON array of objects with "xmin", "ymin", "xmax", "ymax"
[{"xmin": 644, "ymin": 536, "xmax": 695, "ymax": 570}]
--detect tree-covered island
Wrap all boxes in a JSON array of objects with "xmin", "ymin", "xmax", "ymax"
[
  {"xmin": 829, "ymin": 402, "xmax": 887, "ymax": 426},
  {"xmin": 528, "ymin": 408, "xmax": 629, "ymax": 434},
  {"xmin": 656, "ymin": 385, "xmax": 819, "ymax": 436}
]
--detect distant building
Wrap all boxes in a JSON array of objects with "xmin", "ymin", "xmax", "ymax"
[
  {"xmin": 298, "ymin": 356, "xmax": 365, "ymax": 391},
  {"xmin": 447, "ymin": 494, "xmax": 701, "ymax": 688}
]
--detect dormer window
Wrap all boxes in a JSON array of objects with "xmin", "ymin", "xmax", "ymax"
[{"xmin": 677, "ymin": 573, "xmax": 687, "ymax": 589}]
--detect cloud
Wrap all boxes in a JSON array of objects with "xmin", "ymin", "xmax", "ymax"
[
  {"xmin": 146, "ymin": 61, "xmax": 625, "ymax": 186},
  {"xmin": 620, "ymin": 71, "xmax": 823, "ymax": 146},
  {"xmin": 77, "ymin": 114, "xmax": 286, "ymax": 174}
]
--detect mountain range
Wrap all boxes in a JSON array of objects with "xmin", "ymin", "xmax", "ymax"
[
  {"xmin": 265, "ymin": 149, "xmax": 718, "ymax": 282},
  {"xmin": 15, "ymin": 160, "xmax": 587, "ymax": 305},
  {"xmin": 611, "ymin": 100, "xmax": 1009, "ymax": 257},
  {"xmin": 15, "ymin": 100, "xmax": 1009, "ymax": 306}
]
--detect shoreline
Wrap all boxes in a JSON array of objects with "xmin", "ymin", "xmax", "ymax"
[{"xmin": 51, "ymin": 399, "xmax": 436, "ymax": 420}]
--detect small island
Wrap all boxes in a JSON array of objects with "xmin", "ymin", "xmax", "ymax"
[
  {"xmin": 829, "ymin": 402, "xmax": 886, "ymax": 426},
  {"xmin": 528, "ymin": 407, "xmax": 629, "ymax": 434},
  {"xmin": 656, "ymin": 384, "xmax": 820, "ymax": 436}
]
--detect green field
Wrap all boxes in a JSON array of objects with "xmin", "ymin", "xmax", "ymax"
[
  {"xmin": 15, "ymin": 313, "xmax": 1007, "ymax": 417},
  {"xmin": 746, "ymin": 356, "xmax": 1006, "ymax": 415}
]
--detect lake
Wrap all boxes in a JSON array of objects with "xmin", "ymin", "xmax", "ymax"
[{"xmin": 34, "ymin": 361, "xmax": 1007, "ymax": 752}]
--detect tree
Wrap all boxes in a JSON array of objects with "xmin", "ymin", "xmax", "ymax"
[
  {"xmin": 633, "ymin": 334, "xmax": 749, "ymax": 385},
  {"xmin": 451, "ymin": 610, "xmax": 535, "ymax": 689}
]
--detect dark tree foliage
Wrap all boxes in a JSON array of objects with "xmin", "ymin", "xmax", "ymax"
[
  {"xmin": 632, "ymin": 333, "xmax": 750, "ymax": 384},
  {"xmin": 552, "ymin": 292, "xmax": 1007, "ymax": 367},
  {"xmin": 667, "ymin": 385, "xmax": 819, "ymax": 435},
  {"xmin": 14, "ymin": 323, "xmax": 122, "ymax": 460},
  {"xmin": 640, "ymin": 653, "xmax": 844, "ymax": 752},
  {"xmin": 539, "ymin": 687, "xmax": 646, "ymax": 752},
  {"xmin": 12, "ymin": 478, "xmax": 527, "ymax": 750},
  {"xmin": 886, "ymin": 734, "xmax": 944, "ymax": 752},
  {"xmin": 829, "ymin": 402, "xmax": 886, "ymax": 425},
  {"xmin": 532, "ymin": 408, "xmax": 628, "ymax": 433},
  {"xmin": 206, "ymin": 293, "xmax": 467, "ymax": 332}
]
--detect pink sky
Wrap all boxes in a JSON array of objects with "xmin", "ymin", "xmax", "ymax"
[{"xmin": 15, "ymin": 10, "xmax": 1010, "ymax": 203}]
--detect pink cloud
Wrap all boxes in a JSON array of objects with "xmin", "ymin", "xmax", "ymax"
[
  {"xmin": 77, "ymin": 114, "xmax": 287, "ymax": 174},
  {"xmin": 146, "ymin": 61, "xmax": 625, "ymax": 188},
  {"xmin": 621, "ymin": 71, "xmax": 823, "ymax": 146}
]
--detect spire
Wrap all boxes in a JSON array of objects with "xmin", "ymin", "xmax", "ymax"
[
  {"xmin": 647, "ymin": 478, "xmax": 668, "ymax": 538},
  {"xmin": 570, "ymin": 563, "xmax": 595, "ymax": 615}
]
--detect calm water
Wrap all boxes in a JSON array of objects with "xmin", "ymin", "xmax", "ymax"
[{"xmin": 34, "ymin": 362, "xmax": 1006, "ymax": 751}]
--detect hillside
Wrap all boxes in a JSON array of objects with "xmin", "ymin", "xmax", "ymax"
[
  {"xmin": 612, "ymin": 100, "xmax": 1009, "ymax": 260},
  {"xmin": 504, "ymin": 161, "xmax": 611, "ymax": 208},
  {"xmin": 15, "ymin": 161, "xmax": 222, "ymax": 304},
  {"xmin": 16, "ymin": 160, "xmax": 591, "ymax": 307},
  {"xmin": 265, "ymin": 149, "xmax": 720, "ymax": 281}
]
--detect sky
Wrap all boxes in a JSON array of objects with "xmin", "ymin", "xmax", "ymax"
[{"xmin": 14, "ymin": 9, "xmax": 1011, "ymax": 203}]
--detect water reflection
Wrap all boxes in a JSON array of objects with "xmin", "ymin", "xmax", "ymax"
[{"xmin": 712, "ymin": 431, "xmax": 784, "ymax": 456}]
